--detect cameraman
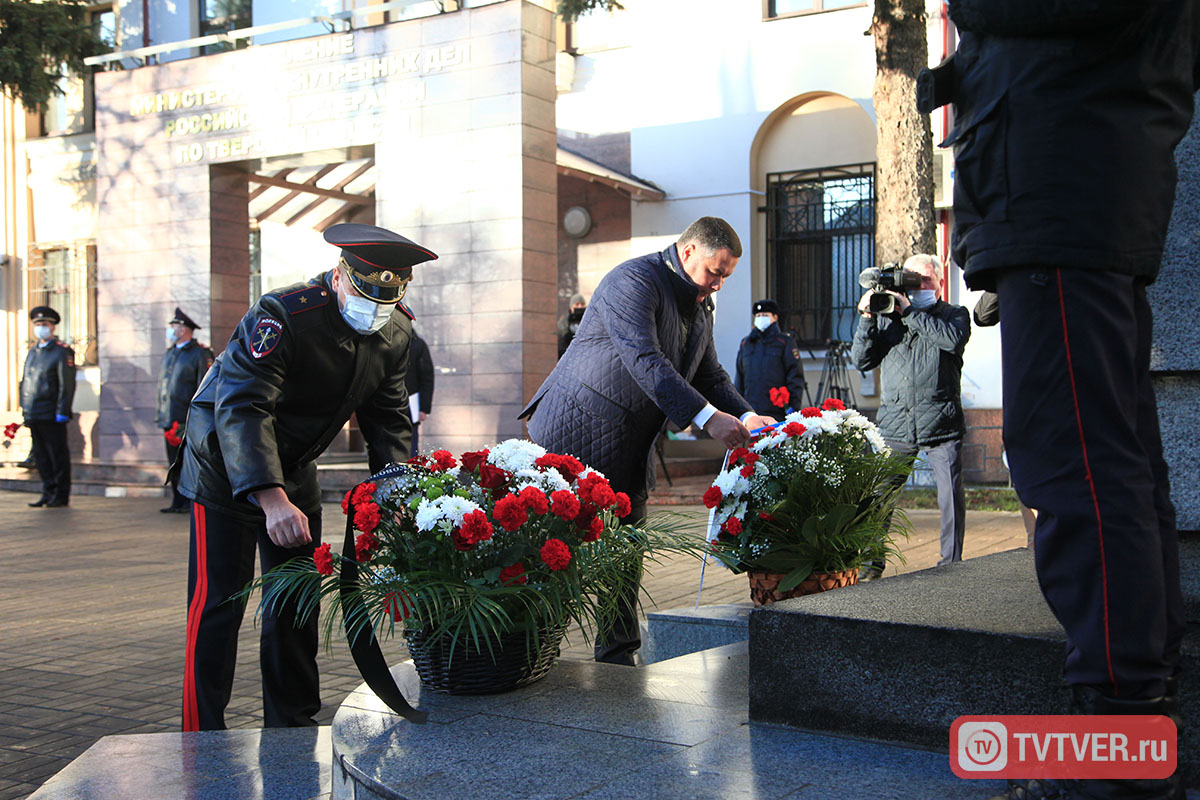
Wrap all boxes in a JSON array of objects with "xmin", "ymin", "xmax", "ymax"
[{"xmin": 850, "ymin": 254, "xmax": 971, "ymax": 579}]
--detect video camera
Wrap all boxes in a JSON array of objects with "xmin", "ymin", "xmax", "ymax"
[{"xmin": 858, "ymin": 264, "xmax": 923, "ymax": 314}]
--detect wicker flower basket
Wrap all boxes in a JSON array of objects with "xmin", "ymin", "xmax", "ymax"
[
  {"xmin": 748, "ymin": 568, "xmax": 859, "ymax": 607},
  {"xmin": 403, "ymin": 623, "xmax": 567, "ymax": 695}
]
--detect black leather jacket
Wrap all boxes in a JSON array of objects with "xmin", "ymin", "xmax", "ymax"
[
  {"xmin": 734, "ymin": 322, "xmax": 807, "ymax": 416},
  {"xmin": 178, "ymin": 271, "xmax": 413, "ymax": 520},
  {"xmin": 851, "ymin": 300, "xmax": 971, "ymax": 446},
  {"xmin": 155, "ymin": 339, "xmax": 214, "ymax": 428},
  {"xmin": 20, "ymin": 339, "xmax": 76, "ymax": 422}
]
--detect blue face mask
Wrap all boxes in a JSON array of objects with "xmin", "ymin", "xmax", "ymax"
[
  {"xmin": 908, "ymin": 290, "xmax": 937, "ymax": 309},
  {"xmin": 34, "ymin": 325, "xmax": 52, "ymax": 341},
  {"xmin": 753, "ymin": 315, "xmax": 772, "ymax": 332},
  {"xmin": 341, "ymin": 295, "xmax": 393, "ymax": 334}
]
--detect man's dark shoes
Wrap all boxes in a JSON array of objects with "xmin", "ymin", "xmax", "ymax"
[
  {"xmin": 27, "ymin": 496, "xmax": 48, "ymax": 508},
  {"xmin": 44, "ymin": 498, "xmax": 68, "ymax": 508},
  {"xmin": 987, "ymin": 779, "xmax": 1069, "ymax": 799},
  {"xmin": 160, "ymin": 504, "xmax": 189, "ymax": 514}
]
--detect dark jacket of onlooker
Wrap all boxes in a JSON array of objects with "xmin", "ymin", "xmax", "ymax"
[
  {"xmin": 155, "ymin": 339, "xmax": 215, "ymax": 429},
  {"xmin": 850, "ymin": 301, "xmax": 971, "ymax": 446},
  {"xmin": 734, "ymin": 323, "xmax": 807, "ymax": 416},
  {"xmin": 20, "ymin": 339, "xmax": 76, "ymax": 422},
  {"xmin": 947, "ymin": 0, "xmax": 1200, "ymax": 289},
  {"xmin": 404, "ymin": 333, "xmax": 434, "ymax": 416},
  {"xmin": 521, "ymin": 245, "xmax": 751, "ymax": 497}
]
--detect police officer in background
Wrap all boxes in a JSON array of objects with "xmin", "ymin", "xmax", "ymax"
[
  {"xmin": 734, "ymin": 299, "xmax": 809, "ymax": 416},
  {"xmin": 177, "ymin": 223, "xmax": 434, "ymax": 731},
  {"xmin": 404, "ymin": 329, "xmax": 435, "ymax": 454},
  {"xmin": 557, "ymin": 293, "xmax": 587, "ymax": 358},
  {"xmin": 156, "ymin": 307, "xmax": 214, "ymax": 514},
  {"xmin": 20, "ymin": 306, "xmax": 75, "ymax": 508}
]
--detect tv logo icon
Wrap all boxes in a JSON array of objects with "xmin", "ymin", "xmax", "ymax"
[{"xmin": 958, "ymin": 721, "xmax": 1008, "ymax": 772}]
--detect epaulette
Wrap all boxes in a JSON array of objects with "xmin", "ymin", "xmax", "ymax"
[
  {"xmin": 396, "ymin": 302, "xmax": 415, "ymax": 321},
  {"xmin": 278, "ymin": 285, "xmax": 331, "ymax": 315}
]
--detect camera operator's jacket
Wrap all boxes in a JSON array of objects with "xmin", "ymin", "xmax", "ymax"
[
  {"xmin": 850, "ymin": 301, "xmax": 970, "ymax": 446},
  {"xmin": 947, "ymin": 0, "xmax": 1200, "ymax": 288},
  {"xmin": 178, "ymin": 270, "xmax": 412, "ymax": 521}
]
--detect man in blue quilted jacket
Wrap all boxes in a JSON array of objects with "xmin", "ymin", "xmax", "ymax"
[{"xmin": 520, "ymin": 216, "xmax": 775, "ymax": 664}]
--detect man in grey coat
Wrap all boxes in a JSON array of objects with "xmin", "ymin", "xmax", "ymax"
[{"xmin": 520, "ymin": 216, "xmax": 774, "ymax": 664}]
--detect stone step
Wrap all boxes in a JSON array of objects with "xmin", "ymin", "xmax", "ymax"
[{"xmin": 747, "ymin": 548, "xmax": 1200, "ymax": 786}]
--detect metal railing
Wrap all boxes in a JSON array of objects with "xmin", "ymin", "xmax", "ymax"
[{"xmin": 83, "ymin": 0, "xmax": 482, "ymax": 68}]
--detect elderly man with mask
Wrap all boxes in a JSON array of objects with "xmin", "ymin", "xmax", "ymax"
[
  {"xmin": 176, "ymin": 223, "xmax": 432, "ymax": 731},
  {"xmin": 851, "ymin": 253, "xmax": 971, "ymax": 580}
]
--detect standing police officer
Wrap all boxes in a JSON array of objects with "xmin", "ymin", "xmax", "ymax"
[
  {"xmin": 734, "ymin": 299, "xmax": 809, "ymax": 416},
  {"xmin": 177, "ymin": 223, "xmax": 435, "ymax": 731},
  {"xmin": 20, "ymin": 306, "xmax": 75, "ymax": 508},
  {"xmin": 156, "ymin": 307, "xmax": 214, "ymax": 514}
]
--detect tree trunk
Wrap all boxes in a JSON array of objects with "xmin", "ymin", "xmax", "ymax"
[{"xmin": 872, "ymin": 0, "xmax": 936, "ymax": 267}]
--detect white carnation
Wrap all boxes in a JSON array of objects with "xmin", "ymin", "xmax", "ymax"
[
  {"xmin": 514, "ymin": 467, "xmax": 570, "ymax": 494},
  {"xmin": 414, "ymin": 495, "xmax": 484, "ymax": 531},
  {"xmin": 488, "ymin": 439, "xmax": 547, "ymax": 473}
]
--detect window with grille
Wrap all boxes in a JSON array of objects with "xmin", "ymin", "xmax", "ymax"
[
  {"xmin": 27, "ymin": 243, "xmax": 99, "ymax": 365},
  {"xmin": 764, "ymin": 163, "xmax": 874, "ymax": 347}
]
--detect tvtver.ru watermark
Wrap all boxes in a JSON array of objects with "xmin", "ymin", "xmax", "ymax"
[{"xmin": 951, "ymin": 716, "xmax": 1176, "ymax": 780}]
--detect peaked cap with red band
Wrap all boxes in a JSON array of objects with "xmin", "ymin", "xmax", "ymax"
[{"xmin": 324, "ymin": 223, "xmax": 438, "ymax": 304}]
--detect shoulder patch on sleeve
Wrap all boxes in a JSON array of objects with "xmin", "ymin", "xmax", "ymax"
[
  {"xmin": 250, "ymin": 317, "xmax": 284, "ymax": 359},
  {"xmin": 278, "ymin": 285, "xmax": 331, "ymax": 315},
  {"xmin": 64, "ymin": 348, "xmax": 75, "ymax": 368},
  {"xmin": 396, "ymin": 302, "xmax": 415, "ymax": 321}
]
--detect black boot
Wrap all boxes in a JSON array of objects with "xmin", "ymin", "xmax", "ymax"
[
  {"xmin": 27, "ymin": 496, "xmax": 48, "ymax": 508},
  {"xmin": 1064, "ymin": 685, "xmax": 1182, "ymax": 799},
  {"xmin": 987, "ymin": 779, "xmax": 1070, "ymax": 799}
]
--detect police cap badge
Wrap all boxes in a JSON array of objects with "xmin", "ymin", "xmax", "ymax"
[{"xmin": 323, "ymin": 223, "xmax": 438, "ymax": 305}]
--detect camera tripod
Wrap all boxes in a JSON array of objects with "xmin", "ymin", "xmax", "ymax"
[{"xmin": 815, "ymin": 340, "xmax": 857, "ymax": 407}]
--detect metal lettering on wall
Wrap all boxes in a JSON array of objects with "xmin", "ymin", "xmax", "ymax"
[{"xmin": 120, "ymin": 32, "xmax": 471, "ymax": 166}]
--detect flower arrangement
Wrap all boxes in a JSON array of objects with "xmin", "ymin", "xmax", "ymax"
[
  {"xmin": 253, "ymin": 439, "xmax": 702, "ymax": 668},
  {"xmin": 704, "ymin": 398, "xmax": 915, "ymax": 594}
]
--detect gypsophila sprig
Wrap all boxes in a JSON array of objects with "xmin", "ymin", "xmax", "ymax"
[{"xmin": 706, "ymin": 398, "xmax": 914, "ymax": 592}]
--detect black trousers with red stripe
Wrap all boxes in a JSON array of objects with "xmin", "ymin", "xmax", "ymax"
[
  {"xmin": 184, "ymin": 502, "xmax": 322, "ymax": 731},
  {"xmin": 996, "ymin": 268, "xmax": 1183, "ymax": 697}
]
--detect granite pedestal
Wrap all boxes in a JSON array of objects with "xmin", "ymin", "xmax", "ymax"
[
  {"xmin": 748, "ymin": 548, "xmax": 1200, "ymax": 786},
  {"xmin": 643, "ymin": 603, "xmax": 751, "ymax": 664}
]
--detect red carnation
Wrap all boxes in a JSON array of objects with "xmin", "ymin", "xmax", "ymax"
[
  {"xmin": 353, "ymin": 502, "xmax": 382, "ymax": 533},
  {"xmin": 451, "ymin": 529, "xmax": 474, "ymax": 551},
  {"xmin": 722, "ymin": 516, "xmax": 743, "ymax": 536},
  {"xmin": 769, "ymin": 386, "xmax": 790, "ymax": 408},
  {"xmin": 499, "ymin": 562, "xmax": 527, "ymax": 586},
  {"xmin": 313, "ymin": 543, "xmax": 334, "ymax": 576},
  {"xmin": 800, "ymin": 407, "xmax": 822, "ymax": 418},
  {"xmin": 581, "ymin": 516, "xmax": 604, "ymax": 542},
  {"xmin": 461, "ymin": 449, "xmax": 490, "ymax": 472},
  {"xmin": 577, "ymin": 473, "xmax": 615, "ymax": 508},
  {"xmin": 744, "ymin": 452, "xmax": 759, "ymax": 465},
  {"xmin": 355, "ymin": 531, "xmax": 379, "ymax": 561},
  {"xmin": 540, "ymin": 538, "xmax": 572, "ymax": 571},
  {"xmin": 478, "ymin": 463, "xmax": 510, "ymax": 490},
  {"xmin": 740, "ymin": 464, "xmax": 755, "ymax": 478},
  {"xmin": 458, "ymin": 509, "xmax": 494, "ymax": 544},
  {"xmin": 821, "ymin": 397, "xmax": 846, "ymax": 411},
  {"xmin": 550, "ymin": 490, "xmax": 581, "ymax": 520},
  {"xmin": 537, "ymin": 452, "xmax": 585, "ymax": 483},
  {"xmin": 4, "ymin": 422, "xmax": 19, "ymax": 439},
  {"xmin": 726, "ymin": 447, "xmax": 749, "ymax": 468},
  {"xmin": 614, "ymin": 492, "xmax": 632, "ymax": 518},
  {"xmin": 518, "ymin": 486, "xmax": 550, "ymax": 515},
  {"xmin": 351, "ymin": 482, "xmax": 377, "ymax": 506},
  {"xmin": 759, "ymin": 512, "xmax": 775, "ymax": 522},
  {"xmin": 164, "ymin": 421, "xmax": 182, "ymax": 447},
  {"xmin": 702, "ymin": 486, "xmax": 723, "ymax": 509},
  {"xmin": 384, "ymin": 590, "xmax": 411, "ymax": 622},
  {"xmin": 341, "ymin": 489, "xmax": 353, "ymax": 514},
  {"xmin": 783, "ymin": 422, "xmax": 806, "ymax": 437},
  {"xmin": 493, "ymin": 493, "xmax": 529, "ymax": 532},
  {"xmin": 430, "ymin": 450, "xmax": 457, "ymax": 472}
]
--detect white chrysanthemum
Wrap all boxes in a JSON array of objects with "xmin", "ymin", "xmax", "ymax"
[
  {"xmin": 488, "ymin": 439, "xmax": 547, "ymax": 473},
  {"xmin": 414, "ymin": 495, "xmax": 484, "ymax": 531},
  {"xmin": 578, "ymin": 466, "xmax": 607, "ymax": 482},
  {"xmin": 513, "ymin": 467, "xmax": 570, "ymax": 494},
  {"xmin": 866, "ymin": 429, "xmax": 890, "ymax": 454},
  {"xmin": 713, "ymin": 467, "xmax": 746, "ymax": 496},
  {"xmin": 752, "ymin": 432, "xmax": 787, "ymax": 452}
]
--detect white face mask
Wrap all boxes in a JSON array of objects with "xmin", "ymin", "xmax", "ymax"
[
  {"xmin": 753, "ymin": 315, "xmax": 773, "ymax": 332},
  {"xmin": 341, "ymin": 295, "xmax": 393, "ymax": 334},
  {"xmin": 908, "ymin": 290, "xmax": 937, "ymax": 309},
  {"xmin": 166, "ymin": 326, "xmax": 179, "ymax": 346},
  {"xmin": 34, "ymin": 325, "xmax": 52, "ymax": 341}
]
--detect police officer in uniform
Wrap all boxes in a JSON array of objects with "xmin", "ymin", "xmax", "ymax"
[
  {"xmin": 734, "ymin": 299, "xmax": 808, "ymax": 416},
  {"xmin": 20, "ymin": 306, "xmax": 75, "ymax": 508},
  {"xmin": 177, "ymin": 223, "xmax": 434, "ymax": 731},
  {"xmin": 156, "ymin": 307, "xmax": 214, "ymax": 514}
]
